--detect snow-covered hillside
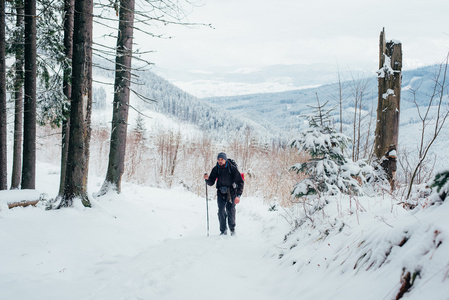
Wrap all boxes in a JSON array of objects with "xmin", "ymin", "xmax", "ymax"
[
  {"xmin": 2, "ymin": 60, "xmax": 449, "ymax": 299},
  {"xmin": 1, "ymin": 162, "xmax": 448, "ymax": 300},
  {"xmin": 204, "ymin": 65, "xmax": 444, "ymax": 132},
  {"xmin": 204, "ymin": 65, "xmax": 449, "ymax": 172},
  {"xmin": 92, "ymin": 62, "xmax": 270, "ymax": 141}
]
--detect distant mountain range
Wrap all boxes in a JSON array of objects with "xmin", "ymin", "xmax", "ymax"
[
  {"xmin": 153, "ymin": 63, "xmax": 372, "ymax": 98},
  {"xmin": 94, "ymin": 61, "xmax": 447, "ymax": 143},
  {"xmin": 92, "ymin": 61, "xmax": 449, "ymax": 170},
  {"xmin": 92, "ymin": 61, "xmax": 271, "ymax": 140},
  {"xmin": 203, "ymin": 65, "xmax": 445, "ymax": 133}
]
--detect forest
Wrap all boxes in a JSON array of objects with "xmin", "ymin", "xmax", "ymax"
[{"xmin": 1, "ymin": 1, "xmax": 449, "ymax": 299}]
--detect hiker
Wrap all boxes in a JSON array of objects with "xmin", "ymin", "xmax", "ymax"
[{"xmin": 204, "ymin": 152, "xmax": 244, "ymax": 236}]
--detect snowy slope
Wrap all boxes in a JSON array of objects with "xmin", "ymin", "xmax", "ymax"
[
  {"xmin": 2, "ymin": 61, "xmax": 448, "ymax": 300},
  {"xmin": 1, "ymin": 163, "xmax": 449, "ymax": 300},
  {"xmin": 275, "ymin": 194, "xmax": 449, "ymax": 299},
  {"xmin": 0, "ymin": 163, "xmax": 290, "ymax": 300},
  {"xmin": 92, "ymin": 61, "xmax": 271, "ymax": 141}
]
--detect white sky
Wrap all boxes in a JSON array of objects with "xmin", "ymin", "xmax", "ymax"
[{"xmin": 137, "ymin": 0, "xmax": 449, "ymax": 75}]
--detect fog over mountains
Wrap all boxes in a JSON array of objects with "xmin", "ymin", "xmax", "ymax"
[{"xmin": 153, "ymin": 63, "xmax": 370, "ymax": 98}]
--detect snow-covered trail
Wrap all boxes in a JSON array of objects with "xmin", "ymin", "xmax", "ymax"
[
  {"xmin": 1, "ymin": 176, "xmax": 290, "ymax": 300},
  {"xmin": 88, "ymin": 216, "xmax": 284, "ymax": 300}
]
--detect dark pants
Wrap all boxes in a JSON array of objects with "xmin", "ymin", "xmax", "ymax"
[{"xmin": 217, "ymin": 192, "xmax": 236, "ymax": 233}]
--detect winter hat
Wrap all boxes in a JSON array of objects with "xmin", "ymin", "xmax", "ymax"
[{"xmin": 217, "ymin": 152, "xmax": 227, "ymax": 161}]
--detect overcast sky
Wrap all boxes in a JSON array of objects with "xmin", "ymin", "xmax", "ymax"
[{"xmin": 142, "ymin": 0, "xmax": 448, "ymax": 71}]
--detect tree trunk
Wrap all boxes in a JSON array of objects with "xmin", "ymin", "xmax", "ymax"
[
  {"xmin": 0, "ymin": 0, "xmax": 7, "ymax": 190},
  {"xmin": 11, "ymin": 0, "xmax": 24, "ymax": 189},
  {"xmin": 352, "ymin": 92, "xmax": 358, "ymax": 161},
  {"xmin": 337, "ymin": 70, "xmax": 343, "ymax": 133},
  {"xmin": 58, "ymin": 0, "xmax": 74, "ymax": 196},
  {"xmin": 356, "ymin": 92, "xmax": 362, "ymax": 161},
  {"xmin": 374, "ymin": 28, "xmax": 402, "ymax": 159},
  {"xmin": 60, "ymin": 0, "xmax": 93, "ymax": 207},
  {"xmin": 100, "ymin": 0, "xmax": 135, "ymax": 194},
  {"xmin": 21, "ymin": 0, "xmax": 37, "ymax": 189}
]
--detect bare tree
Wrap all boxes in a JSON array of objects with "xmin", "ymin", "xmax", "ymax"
[
  {"xmin": 59, "ymin": 0, "xmax": 93, "ymax": 207},
  {"xmin": 155, "ymin": 129, "xmax": 181, "ymax": 187},
  {"xmin": 363, "ymin": 103, "xmax": 375, "ymax": 159},
  {"xmin": 334, "ymin": 64, "xmax": 345, "ymax": 134},
  {"xmin": 0, "ymin": 0, "xmax": 7, "ymax": 190},
  {"xmin": 406, "ymin": 55, "xmax": 449, "ymax": 199},
  {"xmin": 348, "ymin": 72, "xmax": 371, "ymax": 161},
  {"xmin": 96, "ymin": 0, "xmax": 209, "ymax": 195},
  {"xmin": 21, "ymin": 0, "xmax": 37, "ymax": 189}
]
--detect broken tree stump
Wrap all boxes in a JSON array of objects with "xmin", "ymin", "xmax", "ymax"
[{"xmin": 374, "ymin": 28, "xmax": 402, "ymax": 160}]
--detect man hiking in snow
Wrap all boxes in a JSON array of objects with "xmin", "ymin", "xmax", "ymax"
[{"xmin": 204, "ymin": 152, "xmax": 244, "ymax": 236}]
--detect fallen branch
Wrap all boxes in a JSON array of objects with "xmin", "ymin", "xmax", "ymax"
[{"xmin": 8, "ymin": 200, "xmax": 40, "ymax": 209}]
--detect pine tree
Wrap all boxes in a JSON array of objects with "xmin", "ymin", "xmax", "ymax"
[
  {"xmin": 290, "ymin": 101, "xmax": 369, "ymax": 198},
  {"xmin": 58, "ymin": 0, "xmax": 74, "ymax": 196},
  {"xmin": 10, "ymin": 0, "xmax": 24, "ymax": 189},
  {"xmin": 99, "ymin": 0, "xmax": 136, "ymax": 195},
  {"xmin": 21, "ymin": 0, "xmax": 37, "ymax": 189},
  {"xmin": 59, "ymin": 0, "xmax": 93, "ymax": 207},
  {"xmin": 0, "ymin": 0, "xmax": 7, "ymax": 190},
  {"xmin": 134, "ymin": 113, "xmax": 147, "ymax": 142},
  {"xmin": 431, "ymin": 171, "xmax": 449, "ymax": 196}
]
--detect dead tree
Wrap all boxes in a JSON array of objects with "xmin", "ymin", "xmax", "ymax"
[{"xmin": 374, "ymin": 28, "xmax": 402, "ymax": 186}]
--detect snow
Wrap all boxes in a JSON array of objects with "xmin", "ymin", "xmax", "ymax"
[
  {"xmin": 0, "ymin": 189, "xmax": 42, "ymax": 204},
  {"xmin": 383, "ymin": 88, "xmax": 395, "ymax": 99},
  {"xmin": 0, "ymin": 169, "xmax": 289, "ymax": 300},
  {"xmin": 2, "ymin": 66, "xmax": 449, "ymax": 298},
  {"xmin": 2, "ymin": 160, "xmax": 449, "ymax": 299},
  {"xmin": 377, "ymin": 55, "xmax": 399, "ymax": 79}
]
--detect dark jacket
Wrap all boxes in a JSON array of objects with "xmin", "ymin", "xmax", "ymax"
[{"xmin": 206, "ymin": 162, "xmax": 244, "ymax": 196}]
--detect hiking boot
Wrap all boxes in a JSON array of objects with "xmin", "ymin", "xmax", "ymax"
[
  {"xmin": 230, "ymin": 230, "xmax": 236, "ymax": 236},
  {"xmin": 220, "ymin": 231, "xmax": 227, "ymax": 235}
]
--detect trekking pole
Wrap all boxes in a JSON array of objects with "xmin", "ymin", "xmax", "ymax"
[{"xmin": 204, "ymin": 175, "xmax": 210, "ymax": 237}]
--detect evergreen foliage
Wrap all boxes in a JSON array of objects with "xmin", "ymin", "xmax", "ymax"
[
  {"xmin": 290, "ymin": 101, "xmax": 374, "ymax": 198},
  {"xmin": 5, "ymin": 0, "xmax": 69, "ymax": 127},
  {"xmin": 429, "ymin": 170, "xmax": 449, "ymax": 202}
]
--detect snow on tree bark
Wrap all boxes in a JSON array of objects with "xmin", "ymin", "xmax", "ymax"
[{"xmin": 374, "ymin": 28, "xmax": 402, "ymax": 160}]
